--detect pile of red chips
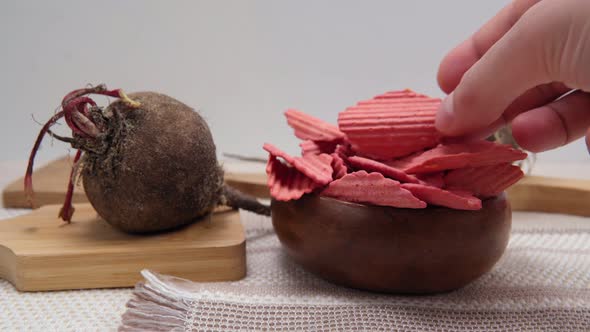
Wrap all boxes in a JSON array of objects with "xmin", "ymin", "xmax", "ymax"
[{"xmin": 264, "ymin": 89, "xmax": 527, "ymax": 210}]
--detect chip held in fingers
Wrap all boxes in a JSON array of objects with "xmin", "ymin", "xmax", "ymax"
[
  {"xmin": 263, "ymin": 89, "xmax": 527, "ymax": 212},
  {"xmin": 338, "ymin": 89, "xmax": 442, "ymax": 160}
]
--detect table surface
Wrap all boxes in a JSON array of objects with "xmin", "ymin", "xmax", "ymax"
[{"xmin": 1, "ymin": 159, "xmax": 589, "ymax": 331}]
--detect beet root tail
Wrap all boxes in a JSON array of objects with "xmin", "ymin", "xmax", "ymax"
[
  {"xmin": 221, "ymin": 184, "xmax": 271, "ymax": 216},
  {"xmin": 58, "ymin": 150, "xmax": 82, "ymax": 223},
  {"xmin": 25, "ymin": 110, "xmax": 67, "ymax": 207}
]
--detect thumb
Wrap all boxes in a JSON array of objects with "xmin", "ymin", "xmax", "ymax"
[{"xmin": 435, "ymin": 1, "xmax": 565, "ymax": 137}]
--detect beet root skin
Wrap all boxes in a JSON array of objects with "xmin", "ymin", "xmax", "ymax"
[{"xmin": 82, "ymin": 92, "xmax": 225, "ymax": 233}]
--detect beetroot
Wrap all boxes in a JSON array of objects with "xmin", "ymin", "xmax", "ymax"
[{"xmin": 25, "ymin": 85, "xmax": 269, "ymax": 233}]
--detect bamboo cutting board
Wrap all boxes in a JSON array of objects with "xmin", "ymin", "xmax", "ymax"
[
  {"xmin": 0, "ymin": 204, "xmax": 246, "ymax": 291},
  {"xmin": 2, "ymin": 157, "xmax": 270, "ymax": 209}
]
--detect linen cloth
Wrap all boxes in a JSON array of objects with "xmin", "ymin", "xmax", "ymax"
[{"xmin": 120, "ymin": 210, "xmax": 590, "ymax": 331}]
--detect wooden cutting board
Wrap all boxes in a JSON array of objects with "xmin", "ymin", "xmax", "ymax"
[
  {"xmin": 0, "ymin": 204, "xmax": 246, "ymax": 291},
  {"xmin": 506, "ymin": 176, "xmax": 590, "ymax": 216},
  {"xmin": 2, "ymin": 157, "xmax": 270, "ymax": 209}
]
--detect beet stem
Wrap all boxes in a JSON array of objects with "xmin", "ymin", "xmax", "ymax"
[
  {"xmin": 62, "ymin": 96, "xmax": 98, "ymax": 138},
  {"xmin": 58, "ymin": 150, "xmax": 82, "ymax": 222},
  {"xmin": 25, "ymin": 84, "xmax": 140, "ymax": 213},
  {"xmin": 71, "ymin": 111, "xmax": 100, "ymax": 138},
  {"xmin": 222, "ymin": 184, "xmax": 271, "ymax": 216},
  {"xmin": 117, "ymin": 90, "xmax": 141, "ymax": 108},
  {"xmin": 60, "ymin": 86, "xmax": 140, "ymax": 138}
]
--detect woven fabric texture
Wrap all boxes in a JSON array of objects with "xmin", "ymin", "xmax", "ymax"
[{"xmin": 121, "ymin": 210, "xmax": 590, "ymax": 332}]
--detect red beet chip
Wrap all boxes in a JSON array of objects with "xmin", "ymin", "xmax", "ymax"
[
  {"xmin": 321, "ymin": 171, "xmax": 426, "ymax": 209},
  {"xmin": 444, "ymin": 163, "xmax": 524, "ymax": 198},
  {"xmin": 285, "ymin": 109, "xmax": 346, "ymax": 142},
  {"xmin": 338, "ymin": 90, "xmax": 442, "ymax": 160},
  {"xmin": 266, "ymin": 156, "xmax": 319, "ymax": 201},
  {"xmin": 263, "ymin": 143, "xmax": 296, "ymax": 165},
  {"xmin": 416, "ymin": 172, "xmax": 445, "ymax": 188},
  {"xmin": 356, "ymin": 98, "xmax": 439, "ymax": 107},
  {"xmin": 401, "ymin": 183, "xmax": 482, "ymax": 211},
  {"xmin": 334, "ymin": 143, "xmax": 353, "ymax": 159},
  {"xmin": 292, "ymin": 153, "xmax": 334, "ymax": 185},
  {"xmin": 263, "ymin": 143, "xmax": 333, "ymax": 185},
  {"xmin": 299, "ymin": 140, "xmax": 338, "ymax": 156},
  {"xmin": 347, "ymin": 155, "xmax": 419, "ymax": 183},
  {"xmin": 331, "ymin": 152, "xmax": 348, "ymax": 179},
  {"xmin": 387, "ymin": 141, "xmax": 528, "ymax": 174},
  {"xmin": 373, "ymin": 89, "xmax": 428, "ymax": 99}
]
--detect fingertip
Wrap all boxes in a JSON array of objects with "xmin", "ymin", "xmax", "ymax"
[
  {"xmin": 511, "ymin": 110, "xmax": 565, "ymax": 152},
  {"xmin": 437, "ymin": 58, "xmax": 455, "ymax": 94},
  {"xmin": 510, "ymin": 114, "xmax": 539, "ymax": 152},
  {"xmin": 437, "ymin": 41, "xmax": 479, "ymax": 94},
  {"xmin": 435, "ymin": 93, "xmax": 458, "ymax": 135}
]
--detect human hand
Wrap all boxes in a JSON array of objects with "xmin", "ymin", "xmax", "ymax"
[{"xmin": 435, "ymin": 0, "xmax": 590, "ymax": 152}]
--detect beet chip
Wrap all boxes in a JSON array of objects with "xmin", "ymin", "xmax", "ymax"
[
  {"xmin": 416, "ymin": 172, "xmax": 445, "ymax": 188},
  {"xmin": 263, "ymin": 142, "xmax": 296, "ymax": 165},
  {"xmin": 372, "ymin": 89, "xmax": 428, "ymax": 99},
  {"xmin": 264, "ymin": 143, "xmax": 333, "ymax": 185},
  {"xmin": 444, "ymin": 163, "xmax": 524, "ymax": 197},
  {"xmin": 387, "ymin": 141, "xmax": 527, "ymax": 174},
  {"xmin": 321, "ymin": 171, "xmax": 426, "ymax": 208},
  {"xmin": 331, "ymin": 153, "xmax": 348, "ymax": 179},
  {"xmin": 266, "ymin": 156, "xmax": 320, "ymax": 201},
  {"xmin": 292, "ymin": 153, "xmax": 334, "ymax": 185},
  {"xmin": 300, "ymin": 140, "xmax": 338, "ymax": 156},
  {"xmin": 401, "ymin": 183, "xmax": 482, "ymax": 210},
  {"xmin": 338, "ymin": 89, "xmax": 441, "ymax": 160},
  {"xmin": 347, "ymin": 155, "xmax": 419, "ymax": 183},
  {"xmin": 285, "ymin": 109, "xmax": 346, "ymax": 142}
]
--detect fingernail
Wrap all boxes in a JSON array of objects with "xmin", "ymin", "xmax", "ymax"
[{"xmin": 435, "ymin": 92, "xmax": 455, "ymax": 134}]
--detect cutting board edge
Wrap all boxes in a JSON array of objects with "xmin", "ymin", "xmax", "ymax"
[
  {"xmin": 0, "ymin": 204, "xmax": 248, "ymax": 291},
  {"xmin": 11, "ymin": 239, "xmax": 246, "ymax": 292}
]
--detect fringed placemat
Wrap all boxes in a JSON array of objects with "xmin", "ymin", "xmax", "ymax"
[{"xmin": 120, "ymin": 210, "xmax": 590, "ymax": 331}]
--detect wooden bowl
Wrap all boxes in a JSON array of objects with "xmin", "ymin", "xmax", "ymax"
[{"xmin": 271, "ymin": 194, "xmax": 511, "ymax": 294}]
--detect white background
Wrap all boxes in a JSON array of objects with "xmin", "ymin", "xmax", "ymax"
[{"xmin": 1, "ymin": 0, "xmax": 588, "ymax": 165}]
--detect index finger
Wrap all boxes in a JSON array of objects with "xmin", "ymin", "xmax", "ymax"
[{"xmin": 437, "ymin": 0, "xmax": 542, "ymax": 93}]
